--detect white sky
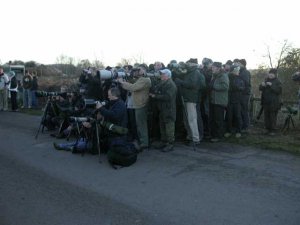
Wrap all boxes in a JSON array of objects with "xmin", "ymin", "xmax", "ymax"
[{"xmin": 1, "ymin": 0, "xmax": 299, "ymax": 69}]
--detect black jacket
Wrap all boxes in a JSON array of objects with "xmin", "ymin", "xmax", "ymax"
[
  {"xmin": 239, "ymin": 67, "xmax": 251, "ymax": 95},
  {"xmin": 228, "ymin": 74, "xmax": 245, "ymax": 104},
  {"xmin": 259, "ymin": 77, "xmax": 282, "ymax": 111}
]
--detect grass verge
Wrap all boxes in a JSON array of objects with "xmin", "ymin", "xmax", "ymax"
[{"xmin": 225, "ymin": 129, "xmax": 300, "ymax": 155}]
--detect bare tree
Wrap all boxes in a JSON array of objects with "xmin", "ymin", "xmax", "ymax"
[
  {"xmin": 265, "ymin": 39, "xmax": 291, "ymax": 70},
  {"xmin": 132, "ymin": 53, "xmax": 145, "ymax": 64},
  {"xmin": 119, "ymin": 58, "xmax": 132, "ymax": 66},
  {"xmin": 92, "ymin": 59, "xmax": 104, "ymax": 69}
]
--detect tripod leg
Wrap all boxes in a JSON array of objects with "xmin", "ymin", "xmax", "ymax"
[
  {"xmin": 282, "ymin": 116, "xmax": 288, "ymax": 133},
  {"xmin": 95, "ymin": 123, "xmax": 101, "ymax": 163},
  {"xmin": 291, "ymin": 116, "xmax": 296, "ymax": 129},
  {"xmin": 35, "ymin": 122, "xmax": 43, "ymax": 139},
  {"xmin": 35, "ymin": 100, "xmax": 49, "ymax": 139}
]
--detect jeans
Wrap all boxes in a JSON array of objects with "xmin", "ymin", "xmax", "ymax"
[{"xmin": 23, "ymin": 88, "xmax": 32, "ymax": 108}]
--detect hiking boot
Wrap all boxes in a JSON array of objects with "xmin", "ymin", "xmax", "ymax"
[
  {"xmin": 53, "ymin": 142, "xmax": 64, "ymax": 150},
  {"xmin": 186, "ymin": 141, "xmax": 201, "ymax": 147},
  {"xmin": 224, "ymin": 132, "xmax": 232, "ymax": 138},
  {"xmin": 161, "ymin": 143, "xmax": 174, "ymax": 152},
  {"xmin": 235, "ymin": 133, "xmax": 242, "ymax": 138},
  {"xmin": 152, "ymin": 141, "xmax": 166, "ymax": 149}
]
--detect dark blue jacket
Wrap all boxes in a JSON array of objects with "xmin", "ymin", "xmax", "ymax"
[{"xmin": 98, "ymin": 99, "xmax": 127, "ymax": 128}]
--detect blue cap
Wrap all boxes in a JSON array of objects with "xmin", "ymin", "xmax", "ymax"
[{"xmin": 159, "ymin": 69, "xmax": 172, "ymax": 78}]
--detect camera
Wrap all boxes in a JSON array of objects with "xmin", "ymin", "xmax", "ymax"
[
  {"xmin": 84, "ymin": 99, "xmax": 108, "ymax": 108},
  {"xmin": 282, "ymin": 106, "xmax": 298, "ymax": 115},
  {"xmin": 97, "ymin": 69, "xmax": 127, "ymax": 80},
  {"xmin": 35, "ymin": 91, "xmax": 66, "ymax": 98}
]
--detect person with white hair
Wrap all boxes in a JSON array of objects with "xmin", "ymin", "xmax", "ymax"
[{"xmin": 149, "ymin": 69, "xmax": 177, "ymax": 152}]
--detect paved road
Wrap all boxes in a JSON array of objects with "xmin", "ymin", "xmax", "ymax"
[{"xmin": 0, "ymin": 111, "xmax": 300, "ymax": 225}]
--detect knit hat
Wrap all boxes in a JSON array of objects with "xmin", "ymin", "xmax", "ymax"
[
  {"xmin": 202, "ymin": 58, "xmax": 213, "ymax": 66},
  {"xmin": 212, "ymin": 62, "xmax": 222, "ymax": 68},
  {"xmin": 186, "ymin": 58, "xmax": 198, "ymax": 64},
  {"xmin": 225, "ymin": 60, "xmax": 233, "ymax": 66}
]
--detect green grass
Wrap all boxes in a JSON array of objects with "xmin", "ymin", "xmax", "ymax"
[{"xmin": 225, "ymin": 130, "xmax": 300, "ymax": 155}]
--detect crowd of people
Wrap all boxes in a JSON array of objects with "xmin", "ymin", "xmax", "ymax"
[
  {"xmin": 24, "ymin": 57, "xmax": 286, "ymax": 159},
  {"xmin": 0, "ymin": 66, "xmax": 38, "ymax": 112}
]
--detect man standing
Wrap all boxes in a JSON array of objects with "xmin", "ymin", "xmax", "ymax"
[
  {"xmin": 22, "ymin": 70, "xmax": 33, "ymax": 109},
  {"xmin": 0, "ymin": 66, "xmax": 10, "ymax": 111},
  {"xmin": 259, "ymin": 69, "xmax": 282, "ymax": 135},
  {"xmin": 209, "ymin": 62, "xmax": 229, "ymax": 142},
  {"xmin": 149, "ymin": 69, "xmax": 177, "ymax": 152},
  {"xmin": 174, "ymin": 58, "xmax": 202, "ymax": 146},
  {"xmin": 118, "ymin": 65, "xmax": 151, "ymax": 150},
  {"xmin": 239, "ymin": 59, "xmax": 251, "ymax": 132},
  {"xmin": 9, "ymin": 71, "xmax": 19, "ymax": 111}
]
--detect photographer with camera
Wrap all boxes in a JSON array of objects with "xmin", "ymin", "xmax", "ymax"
[
  {"xmin": 118, "ymin": 64, "xmax": 152, "ymax": 151},
  {"xmin": 259, "ymin": 68, "xmax": 282, "ymax": 136},
  {"xmin": 149, "ymin": 69, "xmax": 177, "ymax": 152},
  {"xmin": 95, "ymin": 87, "xmax": 127, "ymax": 131},
  {"xmin": 54, "ymin": 88, "xmax": 129, "ymax": 158}
]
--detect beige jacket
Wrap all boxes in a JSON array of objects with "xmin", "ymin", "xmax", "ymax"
[{"xmin": 121, "ymin": 77, "xmax": 151, "ymax": 108}]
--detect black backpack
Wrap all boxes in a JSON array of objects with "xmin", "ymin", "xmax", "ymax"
[{"xmin": 107, "ymin": 138, "xmax": 138, "ymax": 169}]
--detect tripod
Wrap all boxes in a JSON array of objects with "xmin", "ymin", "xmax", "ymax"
[
  {"xmin": 67, "ymin": 118, "xmax": 101, "ymax": 163},
  {"xmin": 35, "ymin": 97, "xmax": 58, "ymax": 139},
  {"xmin": 282, "ymin": 113, "xmax": 296, "ymax": 133}
]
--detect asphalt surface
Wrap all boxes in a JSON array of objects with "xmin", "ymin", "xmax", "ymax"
[{"xmin": 0, "ymin": 111, "xmax": 300, "ymax": 225}]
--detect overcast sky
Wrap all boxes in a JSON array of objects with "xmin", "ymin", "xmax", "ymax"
[{"xmin": 1, "ymin": 0, "xmax": 299, "ymax": 69}]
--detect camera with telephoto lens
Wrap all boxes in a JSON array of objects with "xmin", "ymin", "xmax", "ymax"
[
  {"xmin": 97, "ymin": 68, "xmax": 127, "ymax": 81},
  {"xmin": 84, "ymin": 99, "xmax": 108, "ymax": 108},
  {"xmin": 35, "ymin": 90, "xmax": 66, "ymax": 98}
]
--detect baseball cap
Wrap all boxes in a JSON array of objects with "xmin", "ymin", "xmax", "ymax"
[{"xmin": 159, "ymin": 69, "xmax": 172, "ymax": 78}]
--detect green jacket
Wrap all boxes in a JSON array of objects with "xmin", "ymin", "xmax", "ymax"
[
  {"xmin": 178, "ymin": 65, "xmax": 204, "ymax": 103},
  {"xmin": 209, "ymin": 72, "xmax": 229, "ymax": 107},
  {"xmin": 151, "ymin": 78, "xmax": 177, "ymax": 122}
]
